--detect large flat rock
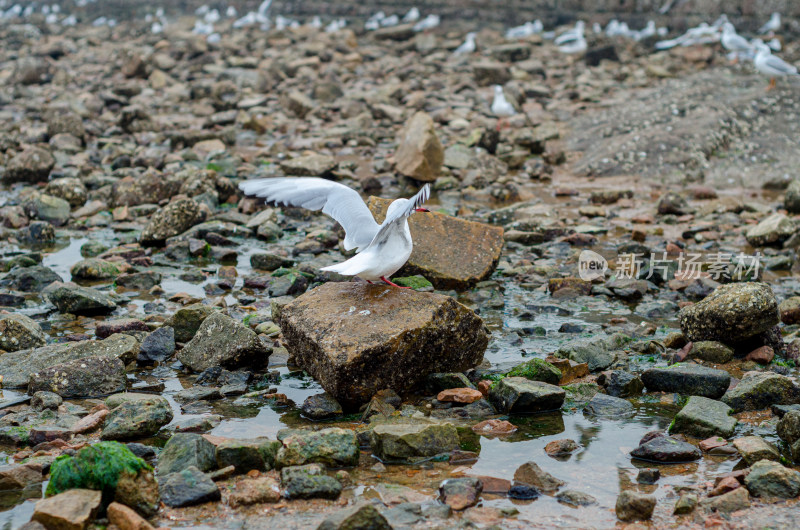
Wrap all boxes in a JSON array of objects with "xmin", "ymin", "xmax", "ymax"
[
  {"xmin": 368, "ymin": 197, "xmax": 503, "ymax": 290},
  {"xmin": 275, "ymin": 282, "xmax": 488, "ymax": 407},
  {"xmin": 0, "ymin": 334, "xmax": 139, "ymax": 388}
]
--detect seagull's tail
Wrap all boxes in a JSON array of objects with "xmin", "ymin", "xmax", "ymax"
[{"xmin": 320, "ymin": 253, "xmax": 367, "ymax": 277}]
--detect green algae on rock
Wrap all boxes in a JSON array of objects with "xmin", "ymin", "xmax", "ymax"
[{"xmin": 46, "ymin": 442, "xmax": 151, "ymax": 501}]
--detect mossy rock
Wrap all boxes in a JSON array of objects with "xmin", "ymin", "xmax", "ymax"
[
  {"xmin": 506, "ymin": 358, "xmax": 561, "ymax": 385},
  {"xmin": 393, "ymin": 275, "xmax": 434, "ymax": 291},
  {"xmin": 46, "ymin": 441, "xmax": 151, "ymax": 505}
]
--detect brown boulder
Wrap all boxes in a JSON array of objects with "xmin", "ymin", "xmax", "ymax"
[
  {"xmin": 276, "ymin": 282, "xmax": 488, "ymax": 407},
  {"xmin": 368, "ymin": 197, "xmax": 503, "ymax": 290},
  {"xmin": 394, "ymin": 112, "xmax": 443, "ymax": 182},
  {"xmin": 33, "ymin": 489, "xmax": 102, "ymax": 530}
]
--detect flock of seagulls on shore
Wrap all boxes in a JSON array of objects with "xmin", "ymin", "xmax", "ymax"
[{"xmin": 0, "ymin": 1, "xmax": 796, "ymax": 88}]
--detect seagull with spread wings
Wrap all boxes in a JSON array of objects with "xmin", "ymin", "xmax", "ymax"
[{"xmin": 240, "ymin": 178, "xmax": 430, "ymax": 288}]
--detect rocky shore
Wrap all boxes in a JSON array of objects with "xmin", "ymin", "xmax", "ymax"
[{"xmin": 1, "ymin": 4, "xmax": 800, "ymax": 530}]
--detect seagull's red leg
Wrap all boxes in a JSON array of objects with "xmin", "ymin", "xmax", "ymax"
[
  {"xmin": 366, "ymin": 280, "xmax": 374, "ymax": 284},
  {"xmin": 768, "ymin": 77, "xmax": 776, "ymax": 91},
  {"xmin": 380, "ymin": 276, "xmax": 410, "ymax": 289}
]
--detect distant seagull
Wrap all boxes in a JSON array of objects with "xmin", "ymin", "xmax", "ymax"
[
  {"xmin": 239, "ymin": 178, "xmax": 431, "ymax": 288},
  {"xmin": 402, "ymin": 7, "xmax": 420, "ymax": 23},
  {"xmin": 720, "ymin": 22, "xmax": 753, "ymax": 61},
  {"xmin": 506, "ymin": 20, "xmax": 543, "ymax": 39},
  {"xmin": 381, "ymin": 14, "xmax": 399, "ymax": 27},
  {"xmin": 365, "ymin": 11, "xmax": 384, "ymax": 31},
  {"xmin": 753, "ymin": 39, "xmax": 798, "ymax": 90},
  {"xmin": 759, "ymin": 12, "xmax": 781, "ymax": 35},
  {"xmin": 491, "ymin": 85, "xmax": 517, "ymax": 130},
  {"xmin": 413, "ymin": 14, "xmax": 440, "ymax": 32},
  {"xmin": 453, "ymin": 32, "xmax": 476, "ymax": 55},
  {"xmin": 554, "ymin": 20, "xmax": 585, "ymax": 46}
]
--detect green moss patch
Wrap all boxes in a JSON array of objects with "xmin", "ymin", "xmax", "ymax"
[{"xmin": 46, "ymin": 441, "xmax": 151, "ymax": 498}]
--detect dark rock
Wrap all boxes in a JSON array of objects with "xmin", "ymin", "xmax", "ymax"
[
  {"xmin": 0, "ymin": 265, "xmax": 61, "ymax": 292},
  {"xmin": 157, "ymin": 433, "xmax": 217, "ymax": 478},
  {"xmin": 276, "ymin": 428, "xmax": 359, "ymax": 468},
  {"xmin": 641, "ymin": 363, "xmax": 731, "ymax": 399},
  {"xmin": 281, "ymin": 464, "xmax": 341, "ymax": 500},
  {"xmin": 160, "ymin": 466, "xmax": 220, "ymax": 507},
  {"xmin": 2, "ymin": 147, "xmax": 54, "ymax": 183},
  {"xmin": 488, "ymin": 377, "xmax": 565, "ymax": 413},
  {"xmin": 597, "ymin": 370, "xmax": 644, "ymax": 397},
  {"xmin": 317, "ymin": 503, "xmax": 392, "ymax": 530},
  {"xmin": 43, "ymin": 281, "xmax": 117, "ymax": 315},
  {"xmin": 630, "ymin": 435, "xmax": 701, "ymax": 463},
  {"xmin": 301, "ymin": 393, "xmax": 343, "ymax": 420},
  {"xmin": 670, "ymin": 396, "xmax": 737, "ymax": 438},
  {"xmin": 513, "ymin": 461, "xmax": 565, "ymax": 493},
  {"xmin": 744, "ymin": 460, "xmax": 800, "ymax": 498},
  {"xmin": 583, "ymin": 393, "xmax": 634, "ymax": 416},
  {"xmin": 216, "ymin": 438, "xmax": 280, "ymax": 473},
  {"xmin": 138, "ymin": 326, "xmax": 175, "ymax": 363}
]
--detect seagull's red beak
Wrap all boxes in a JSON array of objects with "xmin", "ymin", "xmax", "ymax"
[{"xmin": 414, "ymin": 208, "xmax": 430, "ymax": 213}]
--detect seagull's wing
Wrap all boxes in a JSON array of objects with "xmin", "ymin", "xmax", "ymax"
[
  {"xmin": 239, "ymin": 177, "xmax": 380, "ymax": 252},
  {"xmin": 363, "ymin": 184, "xmax": 431, "ymax": 251},
  {"xmin": 386, "ymin": 184, "xmax": 431, "ymax": 225},
  {"xmin": 763, "ymin": 54, "xmax": 798, "ymax": 75}
]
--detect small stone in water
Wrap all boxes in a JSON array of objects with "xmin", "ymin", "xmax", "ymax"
[{"xmin": 637, "ymin": 468, "xmax": 660, "ymax": 484}]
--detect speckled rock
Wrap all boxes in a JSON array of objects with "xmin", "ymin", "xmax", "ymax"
[
  {"xmin": 744, "ymin": 460, "xmax": 800, "ymax": 498},
  {"xmin": 0, "ymin": 313, "xmax": 46, "ymax": 352},
  {"xmin": 0, "ymin": 334, "xmax": 139, "ymax": 388},
  {"xmin": 101, "ymin": 395, "xmax": 173, "ymax": 440},
  {"xmin": 721, "ymin": 371, "xmax": 800, "ymax": 412},
  {"xmin": 745, "ymin": 213, "xmax": 795, "ymax": 247},
  {"xmin": 276, "ymin": 282, "xmax": 487, "ymax": 407},
  {"xmin": 3, "ymin": 147, "xmax": 54, "ymax": 183},
  {"xmin": 28, "ymin": 356, "xmax": 126, "ymax": 398},
  {"xmin": 177, "ymin": 312, "xmax": 270, "ymax": 372},
  {"xmin": 140, "ymin": 198, "xmax": 204, "ymax": 246},
  {"xmin": 276, "ymin": 428, "xmax": 358, "ymax": 468},
  {"xmin": 678, "ymin": 283, "xmax": 778, "ymax": 344}
]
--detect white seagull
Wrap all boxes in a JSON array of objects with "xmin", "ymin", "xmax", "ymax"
[
  {"xmin": 753, "ymin": 40, "xmax": 798, "ymax": 89},
  {"xmin": 453, "ymin": 32, "xmax": 477, "ymax": 55},
  {"xmin": 720, "ymin": 22, "xmax": 753, "ymax": 61},
  {"xmin": 239, "ymin": 178, "xmax": 431, "ymax": 288},
  {"xmin": 759, "ymin": 12, "xmax": 781, "ymax": 35}
]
